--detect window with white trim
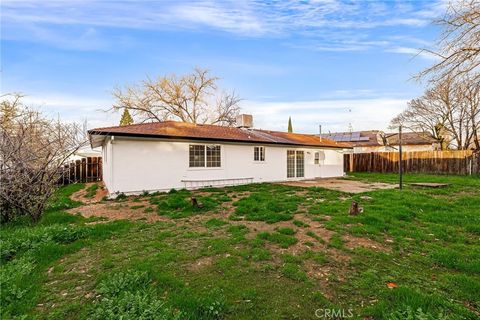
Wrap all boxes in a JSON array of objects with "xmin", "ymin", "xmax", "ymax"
[
  {"xmin": 314, "ymin": 152, "xmax": 320, "ymax": 164},
  {"xmin": 254, "ymin": 146, "xmax": 265, "ymax": 161},
  {"xmin": 189, "ymin": 145, "xmax": 221, "ymax": 167}
]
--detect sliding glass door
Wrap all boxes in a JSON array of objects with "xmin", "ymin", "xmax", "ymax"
[
  {"xmin": 287, "ymin": 150, "xmax": 304, "ymax": 178},
  {"xmin": 287, "ymin": 150, "xmax": 295, "ymax": 178}
]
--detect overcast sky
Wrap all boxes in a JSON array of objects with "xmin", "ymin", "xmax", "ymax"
[{"xmin": 1, "ymin": 0, "xmax": 446, "ymax": 133}]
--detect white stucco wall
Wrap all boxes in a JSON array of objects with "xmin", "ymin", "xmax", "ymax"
[{"xmin": 102, "ymin": 137, "xmax": 346, "ymax": 194}]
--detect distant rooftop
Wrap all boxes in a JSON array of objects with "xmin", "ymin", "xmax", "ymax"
[
  {"xmin": 320, "ymin": 130, "xmax": 439, "ymax": 147},
  {"xmin": 320, "ymin": 130, "xmax": 383, "ymax": 147}
]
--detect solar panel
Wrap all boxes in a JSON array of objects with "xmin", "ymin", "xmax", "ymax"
[{"xmin": 351, "ymin": 132, "xmax": 361, "ymax": 141}]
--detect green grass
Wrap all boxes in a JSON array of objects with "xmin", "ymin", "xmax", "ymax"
[
  {"xmin": 1, "ymin": 174, "xmax": 479, "ymax": 319},
  {"xmin": 232, "ymin": 185, "xmax": 302, "ymax": 223},
  {"xmin": 84, "ymin": 183, "xmax": 99, "ymax": 198},
  {"xmin": 257, "ymin": 231, "xmax": 298, "ymax": 248}
]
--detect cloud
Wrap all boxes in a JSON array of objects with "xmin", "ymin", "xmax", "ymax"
[
  {"xmin": 386, "ymin": 47, "xmax": 440, "ymax": 61},
  {"xmin": 242, "ymin": 97, "xmax": 409, "ymax": 133},
  {"xmin": 2, "ymin": 0, "xmax": 445, "ymax": 51},
  {"xmin": 16, "ymin": 91, "xmax": 408, "ymax": 133},
  {"xmin": 20, "ymin": 93, "xmax": 117, "ymax": 129}
]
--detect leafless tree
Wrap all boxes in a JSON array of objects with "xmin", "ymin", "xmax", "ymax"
[
  {"xmin": 460, "ymin": 77, "xmax": 480, "ymax": 149},
  {"xmin": 391, "ymin": 78, "xmax": 480, "ymax": 150},
  {"xmin": 0, "ymin": 94, "xmax": 85, "ymax": 223},
  {"xmin": 112, "ymin": 68, "xmax": 242, "ymax": 126},
  {"xmin": 418, "ymin": 0, "xmax": 480, "ymax": 82}
]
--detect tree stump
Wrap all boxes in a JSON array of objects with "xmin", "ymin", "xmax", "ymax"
[
  {"xmin": 349, "ymin": 201, "xmax": 363, "ymax": 215},
  {"xmin": 191, "ymin": 197, "xmax": 204, "ymax": 209}
]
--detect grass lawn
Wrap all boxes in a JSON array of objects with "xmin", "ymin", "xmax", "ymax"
[{"xmin": 1, "ymin": 173, "xmax": 479, "ymax": 319}]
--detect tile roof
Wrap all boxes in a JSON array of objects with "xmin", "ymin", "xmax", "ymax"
[
  {"xmin": 386, "ymin": 132, "xmax": 439, "ymax": 145},
  {"xmin": 88, "ymin": 121, "xmax": 351, "ymax": 149}
]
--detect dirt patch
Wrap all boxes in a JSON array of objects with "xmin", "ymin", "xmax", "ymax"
[
  {"xmin": 70, "ymin": 182, "xmax": 108, "ymax": 204},
  {"xmin": 68, "ymin": 201, "xmax": 168, "ymax": 223},
  {"xmin": 279, "ymin": 178, "xmax": 397, "ymax": 193},
  {"xmin": 189, "ymin": 256, "xmax": 214, "ymax": 271},
  {"xmin": 343, "ymin": 234, "xmax": 390, "ymax": 252}
]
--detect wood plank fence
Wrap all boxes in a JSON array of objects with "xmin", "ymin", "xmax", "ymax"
[
  {"xmin": 60, "ymin": 157, "xmax": 103, "ymax": 185},
  {"xmin": 344, "ymin": 150, "xmax": 480, "ymax": 175}
]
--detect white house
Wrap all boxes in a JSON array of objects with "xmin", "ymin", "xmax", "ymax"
[{"xmin": 88, "ymin": 115, "xmax": 352, "ymax": 195}]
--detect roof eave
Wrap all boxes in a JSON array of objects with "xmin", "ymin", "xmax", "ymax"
[{"xmin": 87, "ymin": 130, "xmax": 352, "ymax": 149}]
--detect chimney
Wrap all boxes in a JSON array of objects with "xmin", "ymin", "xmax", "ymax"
[{"xmin": 236, "ymin": 114, "xmax": 253, "ymax": 128}]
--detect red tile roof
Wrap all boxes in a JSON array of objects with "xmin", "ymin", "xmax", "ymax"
[{"xmin": 88, "ymin": 121, "xmax": 351, "ymax": 149}]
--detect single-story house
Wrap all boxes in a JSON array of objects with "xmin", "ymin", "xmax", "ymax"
[
  {"xmin": 88, "ymin": 115, "xmax": 352, "ymax": 195},
  {"xmin": 320, "ymin": 130, "xmax": 441, "ymax": 153},
  {"xmin": 67, "ymin": 143, "xmax": 102, "ymax": 161}
]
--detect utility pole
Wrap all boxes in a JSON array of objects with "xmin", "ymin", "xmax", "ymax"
[
  {"xmin": 399, "ymin": 125, "xmax": 403, "ymax": 190},
  {"xmin": 319, "ymin": 125, "xmax": 322, "ymax": 141}
]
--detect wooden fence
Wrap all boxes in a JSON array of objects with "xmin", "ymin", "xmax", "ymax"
[
  {"xmin": 344, "ymin": 150, "xmax": 480, "ymax": 175},
  {"xmin": 60, "ymin": 157, "xmax": 103, "ymax": 185}
]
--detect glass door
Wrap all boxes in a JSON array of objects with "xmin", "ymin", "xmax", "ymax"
[
  {"xmin": 296, "ymin": 151, "xmax": 304, "ymax": 178},
  {"xmin": 287, "ymin": 150, "xmax": 304, "ymax": 178},
  {"xmin": 287, "ymin": 150, "xmax": 295, "ymax": 178}
]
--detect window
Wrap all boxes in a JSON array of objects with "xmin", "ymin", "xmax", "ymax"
[
  {"xmin": 254, "ymin": 146, "xmax": 265, "ymax": 161},
  {"xmin": 189, "ymin": 145, "xmax": 221, "ymax": 168},
  {"xmin": 314, "ymin": 152, "xmax": 319, "ymax": 164},
  {"xmin": 189, "ymin": 145, "xmax": 205, "ymax": 167},
  {"xmin": 206, "ymin": 145, "xmax": 221, "ymax": 167}
]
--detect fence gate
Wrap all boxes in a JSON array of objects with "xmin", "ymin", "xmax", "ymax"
[{"xmin": 60, "ymin": 157, "xmax": 103, "ymax": 185}]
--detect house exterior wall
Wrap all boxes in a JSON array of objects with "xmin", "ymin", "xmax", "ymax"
[
  {"xmin": 102, "ymin": 138, "xmax": 114, "ymax": 192},
  {"xmin": 102, "ymin": 137, "xmax": 345, "ymax": 195}
]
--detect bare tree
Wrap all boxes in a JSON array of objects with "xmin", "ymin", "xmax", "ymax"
[
  {"xmin": 112, "ymin": 68, "xmax": 241, "ymax": 126},
  {"xmin": 418, "ymin": 0, "xmax": 480, "ymax": 82},
  {"xmin": 391, "ymin": 78, "xmax": 479, "ymax": 150},
  {"xmin": 0, "ymin": 94, "xmax": 85, "ymax": 223},
  {"xmin": 460, "ymin": 77, "xmax": 480, "ymax": 149}
]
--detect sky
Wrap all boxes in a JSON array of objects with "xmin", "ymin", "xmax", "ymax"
[{"xmin": 1, "ymin": 0, "xmax": 446, "ymax": 133}]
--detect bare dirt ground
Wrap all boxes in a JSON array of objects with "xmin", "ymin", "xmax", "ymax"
[
  {"xmin": 279, "ymin": 178, "xmax": 397, "ymax": 193},
  {"xmin": 70, "ymin": 182, "xmax": 108, "ymax": 204}
]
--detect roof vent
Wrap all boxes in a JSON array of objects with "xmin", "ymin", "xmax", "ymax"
[{"xmin": 236, "ymin": 114, "xmax": 253, "ymax": 128}]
